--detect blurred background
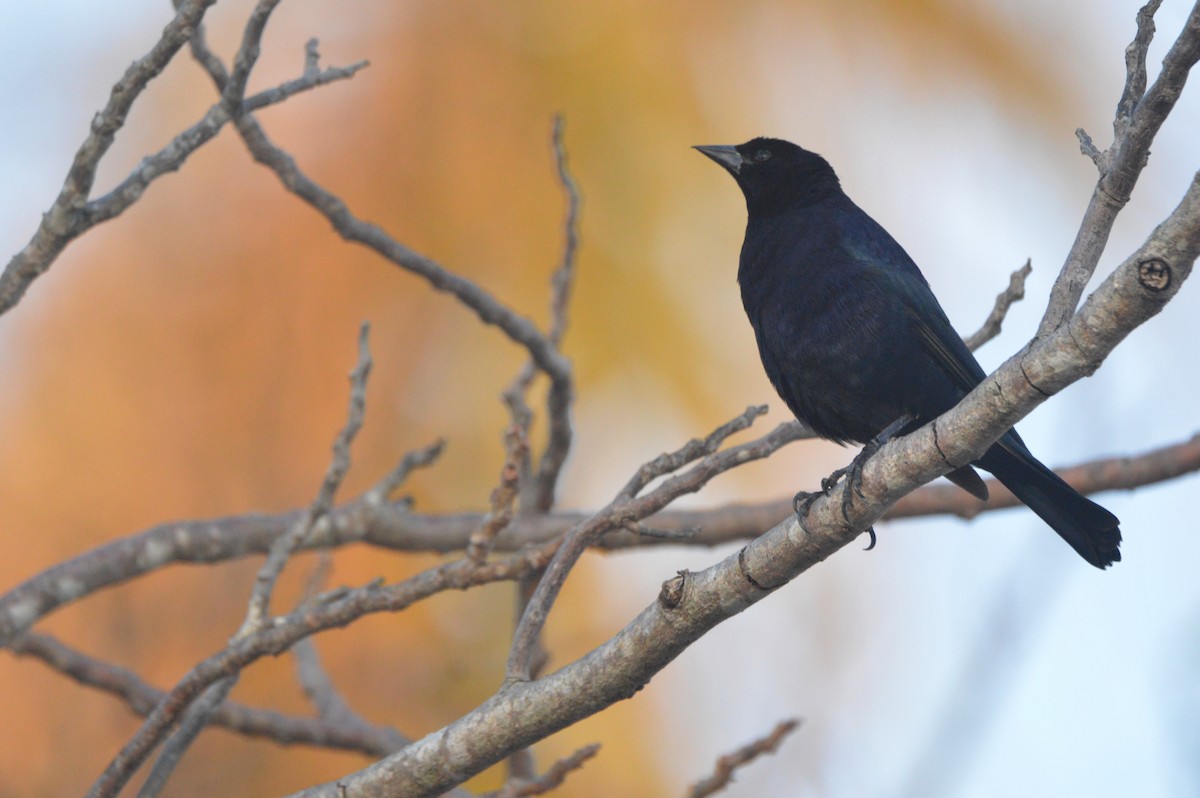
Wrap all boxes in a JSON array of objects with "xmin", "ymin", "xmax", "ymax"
[{"xmin": 1, "ymin": 1, "xmax": 1198, "ymax": 796}]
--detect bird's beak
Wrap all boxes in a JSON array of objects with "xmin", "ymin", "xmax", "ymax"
[{"xmin": 693, "ymin": 144, "xmax": 744, "ymax": 175}]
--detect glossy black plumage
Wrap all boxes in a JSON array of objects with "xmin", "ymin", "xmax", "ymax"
[{"xmin": 697, "ymin": 138, "xmax": 1121, "ymax": 568}]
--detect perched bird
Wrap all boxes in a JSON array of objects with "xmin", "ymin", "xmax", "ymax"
[{"xmin": 696, "ymin": 137, "xmax": 1121, "ymax": 568}]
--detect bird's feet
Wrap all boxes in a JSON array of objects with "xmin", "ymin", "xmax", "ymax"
[
  {"xmin": 792, "ymin": 415, "xmax": 916, "ymax": 551},
  {"xmin": 793, "ymin": 482, "xmax": 876, "ymax": 549},
  {"xmin": 792, "ymin": 489, "xmax": 820, "ymax": 532},
  {"xmin": 792, "ymin": 468, "xmax": 878, "ymax": 547}
]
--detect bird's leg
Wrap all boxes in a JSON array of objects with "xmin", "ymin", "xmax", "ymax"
[
  {"xmin": 840, "ymin": 415, "xmax": 914, "ymax": 506},
  {"xmin": 796, "ymin": 415, "xmax": 915, "ymax": 549}
]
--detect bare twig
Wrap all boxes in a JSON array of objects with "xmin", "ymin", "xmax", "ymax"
[
  {"xmin": 497, "ymin": 122, "xmax": 583, "ymax": 770},
  {"xmin": 499, "ymin": 115, "xmax": 581, "ymax": 510},
  {"xmin": 528, "ymin": 115, "xmax": 583, "ymax": 512},
  {"xmin": 243, "ymin": 322, "xmax": 372, "ymax": 633},
  {"xmin": 545, "ymin": 116, "xmax": 581, "ymax": 349},
  {"xmin": 469, "ymin": 425, "xmax": 530, "ymax": 564},
  {"xmin": 222, "ymin": 0, "xmax": 282, "ymax": 110},
  {"xmin": 136, "ymin": 678, "xmax": 239, "ymax": 798},
  {"xmin": 290, "ymin": 555, "xmax": 409, "ymax": 751},
  {"xmin": 365, "ymin": 438, "xmax": 446, "ymax": 505},
  {"xmin": 1115, "ymin": 0, "xmax": 1165, "ymax": 144},
  {"xmin": 506, "ymin": 572, "xmax": 550, "ymax": 783},
  {"xmin": 9, "ymin": 633, "xmax": 404, "ymax": 756},
  {"xmin": 0, "ymin": 0, "xmax": 370, "ymax": 318},
  {"xmin": 293, "ymin": 637, "xmax": 409, "ymax": 750},
  {"xmin": 962, "ymin": 259, "xmax": 1032, "ymax": 351},
  {"xmin": 687, "ymin": 719, "xmax": 801, "ymax": 798},
  {"xmin": 114, "ymin": 12, "xmax": 364, "ymax": 794},
  {"xmin": 485, "ymin": 744, "xmax": 601, "ymax": 798},
  {"xmin": 86, "ymin": 59, "xmax": 368, "ymax": 229},
  {"xmin": 1076, "ymin": 127, "xmax": 1103, "ymax": 167},
  {"xmin": 618, "ymin": 406, "xmax": 769, "ymax": 500},
  {"xmin": 1, "ymin": 0, "xmax": 220, "ymax": 313}
]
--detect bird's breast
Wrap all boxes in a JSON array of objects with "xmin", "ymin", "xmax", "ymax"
[{"xmin": 740, "ymin": 262, "xmax": 921, "ymax": 443}]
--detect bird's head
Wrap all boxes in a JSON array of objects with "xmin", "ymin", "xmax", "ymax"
[{"xmin": 694, "ymin": 137, "xmax": 841, "ymax": 215}]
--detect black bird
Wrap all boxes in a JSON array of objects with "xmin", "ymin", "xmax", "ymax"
[{"xmin": 696, "ymin": 138, "xmax": 1121, "ymax": 568}]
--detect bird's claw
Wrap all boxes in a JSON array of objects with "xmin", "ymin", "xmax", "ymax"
[
  {"xmin": 792, "ymin": 489, "xmax": 822, "ymax": 534},
  {"xmin": 862, "ymin": 526, "xmax": 877, "ymax": 550},
  {"xmin": 792, "ymin": 490, "xmax": 818, "ymax": 516}
]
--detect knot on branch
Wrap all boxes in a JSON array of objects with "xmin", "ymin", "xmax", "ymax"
[
  {"xmin": 658, "ymin": 571, "xmax": 688, "ymax": 609},
  {"xmin": 1137, "ymin": 257, "xmax": 1172, "ymax": 292}
]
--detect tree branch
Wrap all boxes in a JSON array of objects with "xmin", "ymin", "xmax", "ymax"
[
  {"xmin": 0, "ymin": 0, "xmax": 366, "ymax": 319},
  {"xmin": 1041, "ymin": 1, "xmax": 1200, "ymax": 334},
  {"xmin": 687, "ymin": 719, "xmax": 800, "ymax": 798},
  {"xmin": 962, "ymin": 259, "xmax": 1032, "ymax": 351},
  {"xmin": 0, "ymin": 0, "xmax": 218, "ymax": 315},
  {"xmin": 183, "ymin": 30, "xmax": 573, "ymax": 397},
  {"xmin": 484, "ymin": 744, "xmax": 600, "ymax": 798},
  {"xmin": 529, "ymin": 115, "xmax": 582, "ymax": 512},
  {"xmin": 82, "ymin": 540, "xmax": 557, "ymax": 798},
  {"xmin": 505, "ymin": 407, "xmax": 796, "ymax": 682},
  {"xmin": 468, "ymin": 425, "xmax": 529, "ymax": 564},
  {"xmin": 91, "ymin": 322, "xmax": 375, "ymax": 798},
  {"xmin": 9, "ymin": 633, "xmax": 405, "ymax": 757},
  {"xmin": 84, "ymin": 59, "xmax": 368, "ymax": 229}
]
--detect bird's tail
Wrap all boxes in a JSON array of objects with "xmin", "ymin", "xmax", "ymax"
[{"xmin": 978, "ymin": 435, "xmax": 1122, "ymax": 569}]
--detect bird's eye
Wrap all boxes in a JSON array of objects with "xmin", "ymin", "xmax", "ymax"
[{"xmin": 754, "ymin": 149, "xmax": 773, "ymax": 162}]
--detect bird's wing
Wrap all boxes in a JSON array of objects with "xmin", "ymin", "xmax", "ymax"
[
  {"xmin": 909, "ymin": 309, "xmax": 987, "ymax": 392},
  {"xmin": 841, "ymin": 213, "xmax": 989, "ymax": 394},
  {"xmin": 906, "ymin": 282, "xmax": 1039, "ymax": 462}
]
